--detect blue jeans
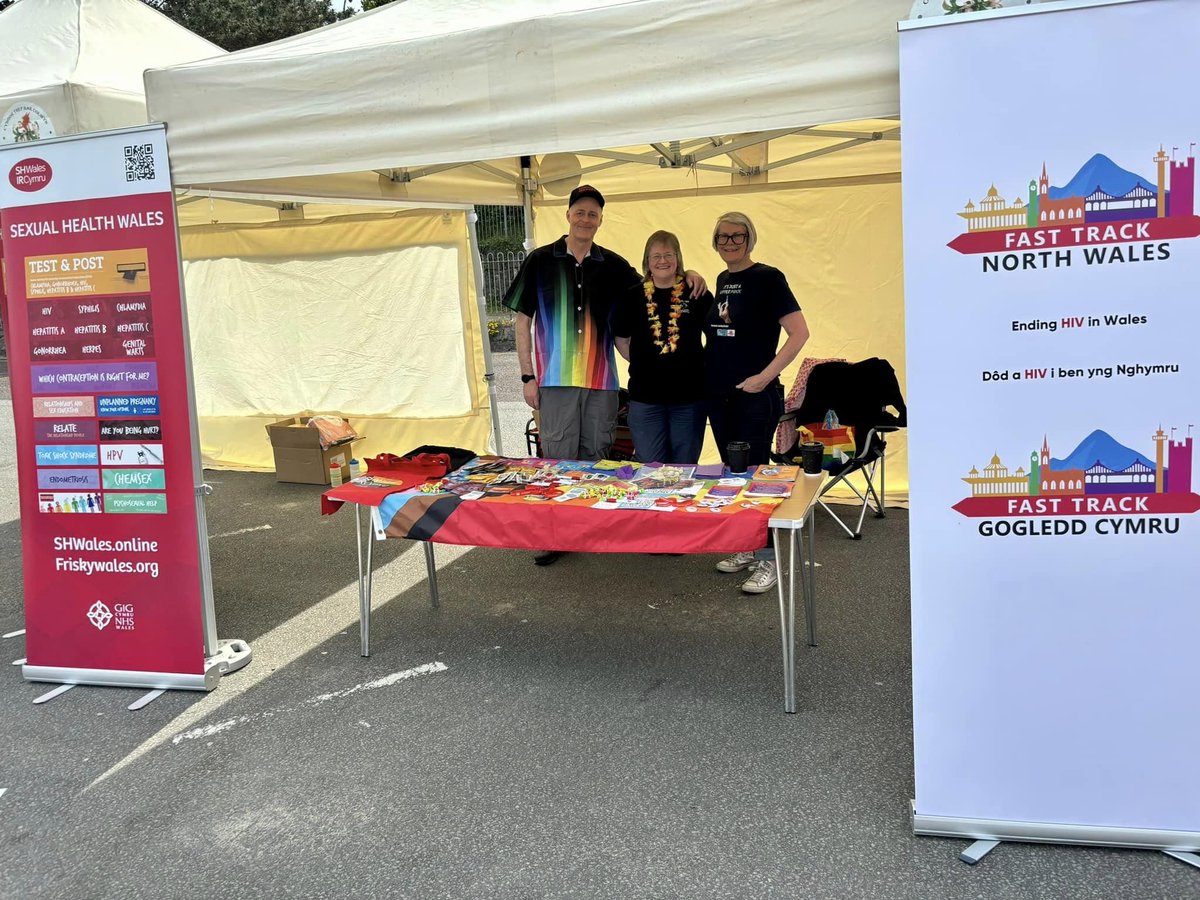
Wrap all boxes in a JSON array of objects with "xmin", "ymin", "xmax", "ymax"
[{"xmin": 627, "ymin": 400, "xmax": 706, "ymax": 464}]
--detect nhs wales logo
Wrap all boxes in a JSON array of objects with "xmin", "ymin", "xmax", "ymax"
[
  {"xmin": 87, "ymin": 601, "xmax": 112, "ymax": 630},
  {"xmin": 949, "ymin": 143, "xmax": 1199, "ymax": 271}
]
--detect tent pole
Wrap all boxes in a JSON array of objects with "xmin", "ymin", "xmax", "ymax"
[
  {"xmin": 520, "ymin": 155, "xmax": 535, "ymax": 252},
  {"xmin": 467, "ymin": 210, "xmax": 505, "ymax": 455}
]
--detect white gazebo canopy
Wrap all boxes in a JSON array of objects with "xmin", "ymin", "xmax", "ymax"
[{"xmin": 0, "ymin": 0, "xmax": 221, "ymax": 139}]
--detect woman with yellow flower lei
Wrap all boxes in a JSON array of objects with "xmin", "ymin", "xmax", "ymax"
[{"xmin": 614, "ymin": 230, "xmax": 713, "ymax": 464}]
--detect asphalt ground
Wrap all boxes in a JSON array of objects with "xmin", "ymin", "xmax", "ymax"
[{"xmin": 0, "ymin": 358, "xmax": 1195, "ymax": 899}]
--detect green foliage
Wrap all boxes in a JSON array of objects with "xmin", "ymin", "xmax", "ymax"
[
  {"xmin": 478, "ymin": 233, "xmax": 523, "ymax": 256},
  {"xmin": 144, "ymin": 0, "xmax": 352, "ymax": 52}
]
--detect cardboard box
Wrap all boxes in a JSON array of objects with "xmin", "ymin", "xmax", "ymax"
[{"xmin": 266, "ymin": 417, "xmax": 360, "ymax": 485}]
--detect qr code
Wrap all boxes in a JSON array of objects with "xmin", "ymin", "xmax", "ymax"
[{"xmin": 123, "ymin": 143, "xmax": 155, "ymax": 182}]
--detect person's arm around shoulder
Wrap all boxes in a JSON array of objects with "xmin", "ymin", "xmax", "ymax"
[
  {"xmin": 737, "ymin": 311, "xmax": 809, "ymax": 393},
  {"xmin": 516, "ymin": 312, "xmax": 539, "ymax": 410},
  {"xmin": 613, "ymin": 280, "xmax": 639, "ymax": 363},
  {"xmin": 683, "ymin": 270, "xmax": 708, "ymax": 299}
]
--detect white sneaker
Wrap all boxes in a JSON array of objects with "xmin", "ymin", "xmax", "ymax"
[
  {"xmin": 716, "ymin": 551, "xmax": 757, "ymax": 573},
  {"xmin": 741, "ymin": 560, "xmax": 778, "ymax": 594}
]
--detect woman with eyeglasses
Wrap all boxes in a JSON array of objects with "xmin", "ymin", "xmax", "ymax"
[
  {"xmin": 614, "ymin": 230, "xmax": 714, "ymax": 464},
  {"xmin": 705, "ymin": 211, "xmax": 810, "ymax": 594}
]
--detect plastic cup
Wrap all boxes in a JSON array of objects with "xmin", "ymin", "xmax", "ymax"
[
  {"xmin": 726, "ymin": 441, "xmax": 750, "ymax": 475},
  {"xmin": 800, "ymin": 441, "xmax": 824, "ymax": 474}
]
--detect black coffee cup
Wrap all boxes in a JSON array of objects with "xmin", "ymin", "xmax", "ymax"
[
  {"xmin": 726, "ymin": 441, "xmax": 750, "ymax": 475},
  {"xmin": 800, "ymin": 441, "xmax": 824, "ymax": 474}
]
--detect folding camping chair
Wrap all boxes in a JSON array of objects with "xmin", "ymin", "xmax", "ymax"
[
  {"xmin": 773, "ymin": 358, "xmax": 907, "ymax": 539},
  {"xmin": 524, "ymin": 388, "xmax": 637, "ymax": 460}
]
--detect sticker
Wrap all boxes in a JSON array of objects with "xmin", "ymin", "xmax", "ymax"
[
  {"xmin": 97, "ymin": 395, "xmax": 158, "ymax": 416},
  {"xmin": 101, "ymin": 468, "xmax": 166, "ymax": 490},
  {"xmin": 33, "ymin": 396, "xmax": 95, "ymax": 418},
  {"xmin": 716, "ymin": 327, "xmax": 737, "ymax": 337},
  {"xmin": 37, "ymin": 468, "xmax": 100, "ymax": 490},
  {"xmin": 30, "ymin": 361, "xmax": 157, "ymax": 393},
  {"xmin": 34, "ymin": 419, "xmax": 97, "ymax": 442},
  {"xmin": 38, "ymin": 492, "xmax": 102, "ymax": 514},
  {"xmin": 99, "ymin": 443, "xmax": 163, "ymax": 466},
  {"xmin": 99, "ymin": 419, "xmax": 162, "ymax": 441},
  {"xmin": 1, "ymin": 102, "xmax": 55, "ymax": 144},
  {"xmin": 35, "ymin": 444, "xmax": 98, "ymax": 466},
  {"xmin": 104, "ymin": 493, "xmax": 167, "ymax": 514}
]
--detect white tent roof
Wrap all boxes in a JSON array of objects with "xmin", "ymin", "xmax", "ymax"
[
  {"xmin": 0, "ymin": 0, "xmax": 222, "ymax": 137},
  {"xmin": 145, "ymin": 0, "xmax": 911, "ymax": 196}
]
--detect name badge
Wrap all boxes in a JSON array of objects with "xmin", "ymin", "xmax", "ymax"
[{"xmin": 716, "ymin": 327, "xmax": 736, "ymax": 337}]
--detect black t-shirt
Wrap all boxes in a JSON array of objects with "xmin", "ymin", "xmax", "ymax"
[
  {"xmin": 704, "ymin": 263, "xmax": 801, "ymax": 392},
  {"xmin": 614, "ymin": 280, "xmax": 713, "ymax": 405}
]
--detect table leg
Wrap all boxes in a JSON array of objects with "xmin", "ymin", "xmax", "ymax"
[
  {"xmin": 773, "ymin": 527, "xmax": 796, "ymax": 714},
  {"xmin": 788, "ymin": 527, "xmax": 798, "ymax": 709},
  {"xmin": 362, "ymin": 507, "xmax": 374, "ymax": 658},
  {"xmin": 424, "ymin": 541, "xmax": 439, "ymax": 608},
  {"xmin": 802, "ymin": 510, "xmax": 818, "ymax": 647}
]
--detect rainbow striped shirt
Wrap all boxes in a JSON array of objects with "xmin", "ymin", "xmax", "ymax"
[{"xmin": 503, "ymin": 237, "xmax": 640, "ymax": 390}]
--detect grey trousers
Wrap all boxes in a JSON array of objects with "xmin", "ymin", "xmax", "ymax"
[{"xmin": 538, "ymin": 387, "xmax": 619, "ymax": 461}]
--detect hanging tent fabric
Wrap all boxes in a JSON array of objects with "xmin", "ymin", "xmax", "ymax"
[
  {"xmin": 145, "ymin": 0, "xmax": 914, "ymax": 491},
  {"xmin": 0, "ymin": 0, "xmax": 221, "ymax": 138}
]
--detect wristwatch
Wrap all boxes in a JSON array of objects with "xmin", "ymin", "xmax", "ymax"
[{"xmin": 521, "ymin": 374, "xmax": 536, "ymax": 384}]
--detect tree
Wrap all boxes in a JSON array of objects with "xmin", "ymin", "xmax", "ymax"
[{"xmin": 144, "ymin": 0, "xmax": 353, "ymax": 52}]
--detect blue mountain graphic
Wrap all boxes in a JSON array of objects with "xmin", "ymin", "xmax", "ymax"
[
  {"xmin": 1048, "ymin": 153, "xmax": 1154, "ymax": 200},
  {"xmin": 1051, "ymin": 429, "xmax": 1153, "ymax": 472}
]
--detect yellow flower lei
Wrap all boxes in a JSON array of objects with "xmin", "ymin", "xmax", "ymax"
[{"xmin": 643, "ymin": 278, "xmax": 685, "ymax": 355}]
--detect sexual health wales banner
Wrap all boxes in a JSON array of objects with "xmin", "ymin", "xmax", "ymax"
[
  {"xmin": 0, "ymin": 125, "xmax": 216, "ymax": 690},
  {"xmin": 901, "ymin": 0, "xmax": 1200, "ymax": 848}
]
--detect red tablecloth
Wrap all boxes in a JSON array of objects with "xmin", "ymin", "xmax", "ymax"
[{"xmin": 326, "ymin": 457, "xmax": 792, "ymax": 554}]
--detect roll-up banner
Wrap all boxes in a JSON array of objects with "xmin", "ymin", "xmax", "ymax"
[
  {"xmin": 901, "ymin": 0, "xmax": 1200, "ymax": 849},
  {"xmin": 0, "ymin": 125, "xmax": 218, "ymax": 690}
]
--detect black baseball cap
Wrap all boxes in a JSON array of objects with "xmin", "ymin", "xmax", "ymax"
[{"xmin": 568, "ymin": 184, "xmax": 605, "ymax": 208}]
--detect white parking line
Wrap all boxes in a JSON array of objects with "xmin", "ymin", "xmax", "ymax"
[
  {"xmin": 171, "ymin": 661, "xmax": 448, "ymax": 745},
  {"xmin": 211, "ymin": 524, "xmax": 273, "ymax": 539}
]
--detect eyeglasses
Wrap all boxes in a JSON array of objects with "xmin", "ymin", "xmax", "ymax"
[
  {"xmin": 716, "ymin": 232, "xmax": 748, "ymax": 246},
  {"xmin": 648, "ymin": 252, "xmax": 677, "ymax": 263}
]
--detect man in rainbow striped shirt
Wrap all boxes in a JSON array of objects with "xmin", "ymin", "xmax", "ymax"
[{"xmin": 504, "ymin": 185, "xmax": 705, "ymax": 565}]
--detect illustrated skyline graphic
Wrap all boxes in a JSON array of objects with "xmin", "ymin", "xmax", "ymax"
[
  {"xmin": 947, "ymin": 142, "xmax": 1200, "ymax": 254},
  {"xmin": 954, "ymin": 425, "xmax": 1199, "ymax": 517}
]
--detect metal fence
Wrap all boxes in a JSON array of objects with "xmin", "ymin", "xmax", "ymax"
[
  {"xmin": 476, "ymin": 205, "xmax": 525, "ymax": 247},
  {"xmin": 480, "ymin": 250, "xmax": 525, "ymax": 316},
  {"xmin": 475, "ymin": 205, "xmax": 527, "ymax": 316}
]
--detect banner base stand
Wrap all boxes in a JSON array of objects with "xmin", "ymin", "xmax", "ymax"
[
  {"xmin": 1165, "ymin": 851, "xmax": 1200, "ymax": 871},
  {"xmin": 23, "ymin": 665, "xmax": 217, "ymax": 691},
  {"xmin": 958, "ymin": 839, "xmax": 1000, "ymax": 865},
  {"xmin": 206, "ymin": 638, "xmax": 253, "ymax": 678},
  {"xmin": 912, "ymin": 801, "xmax": 1200, "ymax": 856},
  {"xmin": 127, "ymin": 689, "xmax": 167, "ymax": 711},
  {"xmin": 32, "ymin": 683, "xmax": 75, "ymax": 705}
]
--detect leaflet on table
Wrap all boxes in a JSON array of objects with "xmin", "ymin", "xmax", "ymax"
[{"xmin": 416, "ymin": 457, "xmax": 791, "ymax": 510}]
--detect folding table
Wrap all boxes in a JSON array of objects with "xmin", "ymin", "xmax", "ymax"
[{"xmin": 331, "ymin": 462, "xmax": 826, "ymax": 712}]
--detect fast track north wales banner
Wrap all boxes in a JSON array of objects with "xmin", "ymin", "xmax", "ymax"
[
  {"xmin": 900, "ymin": 0, "xmax": 1200, "ymax": 849},
  {"xmin": 0, "ymin": 125, "xmax": 213, "ymax": 689}
]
